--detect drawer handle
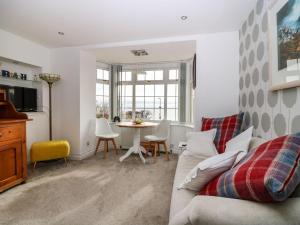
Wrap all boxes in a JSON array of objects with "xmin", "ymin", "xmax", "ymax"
[
  {"xmin": 0, "ymin": 133, "xmax": 2, "ymax": 137},
  {"xmin": 8, "ymin": 130, "xmax": 11, "ymax": 134}
]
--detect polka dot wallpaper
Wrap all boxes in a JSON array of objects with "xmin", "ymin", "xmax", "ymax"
[{"xmin": 239, "ymin": 0, "xmax": 300, "ymax": 139}]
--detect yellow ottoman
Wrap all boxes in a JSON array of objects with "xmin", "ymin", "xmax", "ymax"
[{"xmin": 30, "ymin": 140, "xmax": 70, "ymax": 169}]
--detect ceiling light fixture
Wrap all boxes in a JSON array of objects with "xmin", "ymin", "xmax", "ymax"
[
  {"xmin": 58, "ymin": 31, "xmax": 64, "ymax": 35},
  {"xmin": 131, "ymin": 49, "xmax": 148, "ymax": 56},
  {"xmin": 181, "ymin": 16, "xmax": 188, "ymax": 20}
]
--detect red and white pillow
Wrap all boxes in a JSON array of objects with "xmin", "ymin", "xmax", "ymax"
[
  {"xmin": 200, "ymin": 133, "xmax": 300, "ymax": 202},
  {"xmin": 201, "ymin": 113, "xmax": 244, "ymax": 153}
]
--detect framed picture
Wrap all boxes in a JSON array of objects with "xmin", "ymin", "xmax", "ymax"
[{"xmin": 269, "ymin": 0, "xmax": 300, "ymax": 91}]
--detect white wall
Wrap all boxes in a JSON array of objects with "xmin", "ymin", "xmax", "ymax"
[
  {"xmin": 50, "ymin": 48, "xmax": 81, "ymax": 157},
  {"xmin": 79, "ymin": 51, "xmax": 96, "ymax": 159},
  {"xmin": 194, "ymin": 31, "xmax": 239, "ymax": 129},
  {"xmin": 0, "ymin": 28, "xmax": 50, "ymax": 159}
]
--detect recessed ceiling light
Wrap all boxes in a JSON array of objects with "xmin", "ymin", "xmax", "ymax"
[
  {"xmin": 181, "ymin": 16, "xmax": 188, "ymax": 20},
  {"xmin": 58, "ymin": 31, "xmax": 64, "ymax": 35}
]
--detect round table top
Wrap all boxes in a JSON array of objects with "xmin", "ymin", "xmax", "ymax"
[{"xmin": 116, "ymin": 121, "xmax": 158, "ymax": 128}]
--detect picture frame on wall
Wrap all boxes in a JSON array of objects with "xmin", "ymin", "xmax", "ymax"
[{"xmin": 268, "ymin": 0, "xmax": 300, "ymax": 91}]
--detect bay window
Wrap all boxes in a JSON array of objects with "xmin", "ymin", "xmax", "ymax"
[{"xmin": 96, "ymin": 69, "xmax": 110, "ymax": 119}]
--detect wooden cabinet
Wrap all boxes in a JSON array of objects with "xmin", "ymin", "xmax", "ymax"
[{"xmin": 0, "ymin": 101, "xmax": 30, "ymax": 193}]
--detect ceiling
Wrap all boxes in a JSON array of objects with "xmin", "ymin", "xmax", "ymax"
[
  {"xmin": 0, "ymin": 0, "xmax": 256, "ymax": 48},
  {"xmin": 93, "ymin": 41, "xmax": 196, "ymax": 64}
]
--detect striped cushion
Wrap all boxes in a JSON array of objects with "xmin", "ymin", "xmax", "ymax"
[
  {"xmin": 201, "ymin": 113, "xmax": 244, "ymax": 153},
  {"xmin": 200, "ymin": 133, "xmax": 300, "ymax": 202}
]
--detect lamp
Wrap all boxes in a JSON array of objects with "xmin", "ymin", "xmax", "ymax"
[{"xmin": 39, "ymin": 73, "xmax": 61, "ymax": 140}]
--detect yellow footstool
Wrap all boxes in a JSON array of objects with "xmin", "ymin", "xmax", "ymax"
[{"xmin": 30, "ymin": 140, "xmax": 70, "ymax": 169}]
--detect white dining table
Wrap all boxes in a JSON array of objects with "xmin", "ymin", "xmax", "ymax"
[{"xmin": 117, "ymin": 121, "xmax": 158, "ymax": 164}]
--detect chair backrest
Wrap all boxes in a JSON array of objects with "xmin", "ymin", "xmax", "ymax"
[
  {"xmin": 154, "ymin": 119, "xmax": 171, "ymax": 139},
  {"xmin": 95, "ymin": 118, "xmax": 113, "ymax": 136}
]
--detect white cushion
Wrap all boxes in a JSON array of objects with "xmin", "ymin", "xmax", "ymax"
[
  {"xmin": 177, "ymin": 150, "xmax": 242, "ymax": 191},
  {"xmin": 183, "ymin": 129, "xmax": 217, "ymax": 158},
  {"xmin": 144, "ymin": 135, "xmax": 166, "ymax": 141},
  {"xmin": 225, "ymin": 126, "xmax": 253, "ymax": 166},
  {"xmin": 96, "ymin": 133, "xmax": 119, "ymax": 139}
]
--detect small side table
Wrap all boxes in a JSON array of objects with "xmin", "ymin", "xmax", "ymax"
[{"xmin": 178, "ymin": 142, "xmax": 187, "ymax": 155}]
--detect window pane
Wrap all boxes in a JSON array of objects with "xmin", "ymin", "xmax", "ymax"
[
  {"xmin": 167, "ymin": 109, "xmax": 176, "ymax": 121},
  {"xmin": 155, "ymin": 84, "xmax": 164, "ymax": 96},
  {"xmin": 145, "ymin": 85, "xmax": 154, "ymax": 96},
  {"xmin": 167, "ymin": 97, "xmax": 177, "ymax": 108},
  {"xmin": 103, "ymin": 97, "xmax": 109, "ymax": 107},
  {"xmin": 125, "ymin": 85, "xmax": 133, "ymax": 96},
  {"xmin": 123, "ymin": 97, "xmax": 132, "ymax": 108},
  {"xmin": 137, "ymin": 73, "xmax": 145, "ymax": 81},
  {"xmin": 138, "ymin": 109, "xmax": 153, "ymax": 120},
  {"xmin": 103, "ymin": 70, "xmax": 109, "ymax": 80},
  {"xmin": 121, "ymin": 85, "xmax": 132, "ymax": 96},
  {"xmin": 155, "ymin": 97, "xmax": 164, "ymax": 108},
  {"xmin": 146, "ymin": 71, "xmax": 154, "ymax": 80},
  {"xmin": 96, "ymin": 83, "xmax": 103, "ymax": 95},
  {"xmin": 167, "ymin": 84, "xmax": 178, "ymax": 96},
  {"xmin": 96, "ymin": 96, "xmax": 103, "ymax": 106},
  {"xmin": 135, "ymin": 85, "xmax": 144, "ymax": 96},
  {"xmin": 125, "ymin": 72, "xmax": 132, "ymax": 81},
  {"xmin": 121, "ymin": 72, "xmax": 126, "ymax": 81},
  {"xmin": 97, "ymin": 69, "xmax": 103, "ymax": 80},
  {"xmin": 154, "ymin": 109, "xmax": 164, "ymax": 120},
  {"xmin": 121, "ymin": 110, "xmax": 131, "ymax": 119},
  {"xmin": 103, "ymin": 84, "xmax": 109, "ymax": 96},
  {"xmin": 169, "ymin": 69, "xmax": 178, "ymax": 80},
  {"xmin": 145, "ymin": 97, "xmax": 154, "ymax": 108},
  {"xmin": 136, "ymin": 97, "xmax": 144, "ymax": 108},
  {"xmin": 155, "ymin": 70, "xmax": 163, "ymax": 80}
]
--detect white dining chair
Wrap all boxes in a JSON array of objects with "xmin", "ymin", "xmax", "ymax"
[
  {"xmin": 95, "ymin": 118, "xmax": 119, "ymax": 158},
  {"xmin": 144, "ymin": 119, "xmax": 171, "ymax": 161}
]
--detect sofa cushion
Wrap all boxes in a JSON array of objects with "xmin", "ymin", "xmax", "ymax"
[
  {"xmin": 169, "ymin": 195, "xmax": 300, "ymax": 225},
  {"xmin": 200, "ymin": 133, "xmax": 300, "ymax": 202},
  {"xmin": 185, "ymin": 130, "xmax": 218, "ymax": 157},
  {"xmin": 178, "ymin": 150, "xmax": 242, "ymax": 191},
  {"xmin": 169, "ymin": 154, "xmax": 206, "ymax": 221},
  {"xmin": 201, "ymin": 113, "xmax": 244, "ymax": 153}
]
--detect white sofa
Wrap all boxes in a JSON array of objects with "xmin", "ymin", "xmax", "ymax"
[{"xmin": 169, "ymin": 138, "xmax": 300, "ymax": 225}]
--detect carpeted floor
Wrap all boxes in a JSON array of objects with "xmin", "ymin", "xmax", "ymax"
[{"xmin": 0, "ymin": 151, "xmax": 178, "ymax": 225}]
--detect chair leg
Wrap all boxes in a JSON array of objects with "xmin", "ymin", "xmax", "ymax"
[
  {"xmin": 163, "ymin": 141, "xmax": 169, "ymax": 161},
  {"xmin": 64, "ymin": 157, "xmax": 68, "ymax": 166},
  {"xmin": 104, "ymin": 140, "xmax": 108, "ymax": 159},
  {"xmin": 154, "ymin": 142, "xmax": 158, "ymax": 162},
  {"xmin": 95, "ymin": 138, "xmax": 101, "ymax": 155},
  {"xmin": 111, "ymin": 138, "xmax": 118, "ymax": 155}
]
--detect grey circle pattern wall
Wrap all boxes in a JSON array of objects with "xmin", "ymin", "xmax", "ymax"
[{"xmin": 239, "ymin": 0, "xmax": 300, "ymax": 139}]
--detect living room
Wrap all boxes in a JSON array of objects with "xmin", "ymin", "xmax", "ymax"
[{"xmin": 0, "ymin": 0, "xmax": 300, "ymax": 224}]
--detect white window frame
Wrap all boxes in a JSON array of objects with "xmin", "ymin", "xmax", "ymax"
[
  {"xmin": 120, "ymin": 67, "xmax": 180, "ymax": 121},
  {"xmin": 96, "ymin": 68, "xmax": 110, "ymax": 118}
]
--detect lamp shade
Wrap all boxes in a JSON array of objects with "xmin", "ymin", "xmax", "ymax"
[{"xmin": 39, "ymin": 73, "xmax": 61, "ymax": 84}]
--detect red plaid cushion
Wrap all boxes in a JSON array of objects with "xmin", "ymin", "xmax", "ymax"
[
  {"xmin": 200, "ymin": 133, "xmax": 300, "ymax": 202},
  {"xmin": 201, "ymin": 113, "xmax": 244, "ymax": 153}
]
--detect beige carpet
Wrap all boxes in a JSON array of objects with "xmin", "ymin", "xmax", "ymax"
[{"xmin": 0, "ymin": 152, "xmax": 178, "ymax": 225}]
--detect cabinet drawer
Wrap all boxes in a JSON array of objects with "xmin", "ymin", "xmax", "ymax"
[{"xmin": 0, "ymin": 125, "xmax": 22, "ymax": 142}]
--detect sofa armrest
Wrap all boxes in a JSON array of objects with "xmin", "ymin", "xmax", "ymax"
[{"xmin": 170, "ymin": 195, "xmax": 300, "ymax": 225}]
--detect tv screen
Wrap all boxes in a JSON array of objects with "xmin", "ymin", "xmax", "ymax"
[
  {"xmin": 0, "ymin": 85, "xmax": 37, "ymax": 112},
  {"xmin": 23, "ymin": 88, "xmax": 37, "ymax": 112}
]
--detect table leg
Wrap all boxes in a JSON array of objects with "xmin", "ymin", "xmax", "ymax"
[{"xmin": 119, "ymin": 128, "xmax": 146, "ymax": 163}]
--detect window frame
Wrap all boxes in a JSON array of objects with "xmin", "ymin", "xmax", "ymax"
[
  {"xmin": 120, "ymin": 68, "xmax": 180, "ymax": 121},
  {"xmin": 96, "ymin": 68, "xmax": 110, "ymax": 118}
]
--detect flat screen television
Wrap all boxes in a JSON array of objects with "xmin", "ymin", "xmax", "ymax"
[{"xmin": 0, "ymin": 85, "xmax": 38, "ymax": 112}]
